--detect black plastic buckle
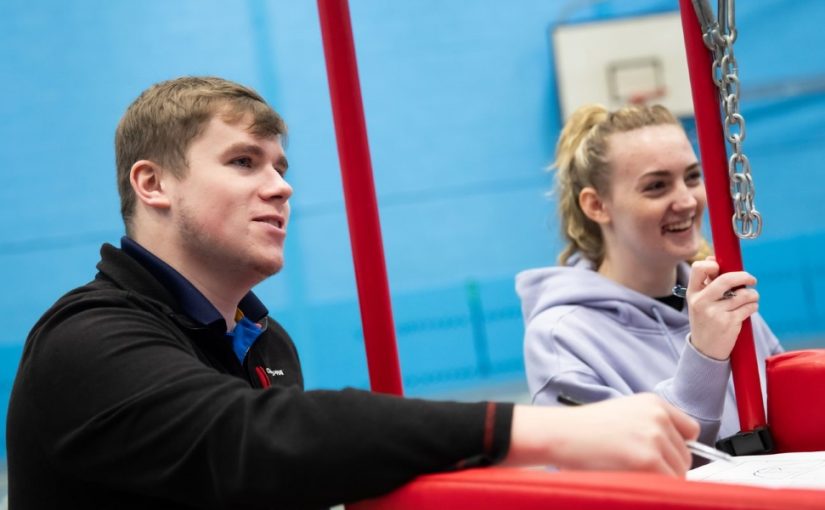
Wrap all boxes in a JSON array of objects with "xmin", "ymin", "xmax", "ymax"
[{"xmin": 715, "ymin": 426, "xmax": 774, "ymax": 456}]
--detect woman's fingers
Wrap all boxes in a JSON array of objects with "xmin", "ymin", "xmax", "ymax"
[
  {"xmin": 708, "ymin": 271, "xmax": 757, "ymax": 290},
  {"xmin": 686, "ymin": 264, "xmax": 761, "ymax": 361},
  {"xmin": 721, "ymin": 287, "xmax": 759, "ymax": 309},
  {"xmin": 688, "ymin": 269, "xmax": 757, "ymax": 303},
  {"xmin": 687, "ymin": 259, "xmax": 719, "ymax": 294}
]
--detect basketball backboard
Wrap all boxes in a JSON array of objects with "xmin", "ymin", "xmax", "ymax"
[{"xmin": 552, "ymin": 11, "xmax": 694, "ymax": 119}]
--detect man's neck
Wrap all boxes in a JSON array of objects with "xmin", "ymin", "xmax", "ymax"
[
  {"xmin": 174, "ymin": 268, "xmax": 245, "ymax": 330},
  {"xmin": 132, "ymin": 232, "xmax": 251, "ymax": 330}
]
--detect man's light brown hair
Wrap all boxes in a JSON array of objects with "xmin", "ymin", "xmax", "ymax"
[{"xmin": 115, "ymin": 76, "xmax": 286, "ymax": 232}]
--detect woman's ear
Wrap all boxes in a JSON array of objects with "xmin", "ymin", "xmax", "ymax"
[
  {"xmin": 579, "ymin": 186, "xmax": 610, "ymax": 225},
  {"xmin": 130, "ymin": 160, "xmax": 171, "ymax": 209}
]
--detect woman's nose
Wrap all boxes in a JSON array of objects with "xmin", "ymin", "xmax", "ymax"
[{"xmin": 673, "ymin": 185, "xmax": 698, "ymax": 210}]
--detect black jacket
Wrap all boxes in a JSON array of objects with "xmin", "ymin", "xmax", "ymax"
[{"xmin": 7, "ymin": 244, "xmax": 512, "ymax": 509}]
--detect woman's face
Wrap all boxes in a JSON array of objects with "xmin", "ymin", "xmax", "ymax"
[{"xmin": 600, "ymin": 124, "xmax": 706, "ymax": 271}]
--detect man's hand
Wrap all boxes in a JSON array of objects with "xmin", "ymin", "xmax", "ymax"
[
  {"xmin": 504, "ymin": 393, "xmax": 699, "ymax": 477},
  {"xmin": 687, "ymin": 257, "xmax": 759, "ymax": 361}
]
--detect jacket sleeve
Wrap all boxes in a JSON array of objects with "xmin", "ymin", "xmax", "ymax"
[{"xmin": 23, "ymin": 303, "xmax": 512, "ymax": 509}]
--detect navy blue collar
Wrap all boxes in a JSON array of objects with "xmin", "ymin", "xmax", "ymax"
[{"xmin": 120, "ymin": 236, "xmax": 268, "ymax": 327}]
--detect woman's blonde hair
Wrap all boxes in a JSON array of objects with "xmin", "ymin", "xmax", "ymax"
[{"xmin": 553, "ymin": 103, "xmax": 710, "ymax": 266}]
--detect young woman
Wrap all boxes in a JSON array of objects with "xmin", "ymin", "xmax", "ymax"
[{"xmin": 517, "ymin": 104, "xmax": 783, "ymax": 445}]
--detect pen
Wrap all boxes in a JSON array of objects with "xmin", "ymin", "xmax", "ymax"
[
  {"xmin": 685, "ymin": 440, "xmax": 737, "ymax": 464},
  {"xmin": 556, "ymin": 393, "xmax": 585, "ymax": 407},
  {"xmin": 556, "ymin": 394, "xmax": 737, "ymax": 464}
]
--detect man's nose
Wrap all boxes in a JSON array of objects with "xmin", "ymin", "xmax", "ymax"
[{"xmin": 262, "ymin": 171, "xmax": 293, "ymax": 200}]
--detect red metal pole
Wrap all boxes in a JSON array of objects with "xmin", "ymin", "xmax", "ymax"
[
  {"xmin": 317, "ymin": 0, "xmax": 404, "ymax": 396},
  {"xmin": 678, "ymin": 0, "xmax": 765, "ymax": 431}
]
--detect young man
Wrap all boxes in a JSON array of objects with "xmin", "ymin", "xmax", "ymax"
[{"xmin": 7, "ymin": 76, "xmax": 699, "ymax": 509}]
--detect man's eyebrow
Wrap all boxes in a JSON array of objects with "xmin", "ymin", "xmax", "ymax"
[
  {"xmin": 222, "ymin": 142, "xmax": 264, "ymax": 158},
  {"xmin": 221, "ymin": 142, "xmax": 289, "ymax": 171}
]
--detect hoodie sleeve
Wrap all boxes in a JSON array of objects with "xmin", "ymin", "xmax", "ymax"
[
  {"xmin": 654, "ymin": 338, "xmax": 731, "ymax": 445},
  {"xmin": 657, "ymin": 313, "xmax": 784, "ymax": 445}
]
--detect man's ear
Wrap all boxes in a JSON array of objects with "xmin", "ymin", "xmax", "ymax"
[
  {"xmin": 130, "ymin": 160, "xmax": 171, "ymax": 210},
  {"xmin": 578, "ymin": 186, "xmax": 610, "ymax": 225}
]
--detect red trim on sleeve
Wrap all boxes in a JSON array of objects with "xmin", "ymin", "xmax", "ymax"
[{"xmin": 483, "ymin": 402, "xmax": 496, "ymax": 455}]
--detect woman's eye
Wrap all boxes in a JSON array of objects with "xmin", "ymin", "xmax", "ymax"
[
  {"xmin": 686, "ymin": 171, "xmax": 702, "ymax": 183},
  {"xmin": 644, "ymin": 181, "xmax": 666, "ymax": 192}
]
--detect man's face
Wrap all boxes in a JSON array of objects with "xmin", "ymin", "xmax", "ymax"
[{"xmin": 168, "ymin": 114, "xmax": 291, "ymax": 286}]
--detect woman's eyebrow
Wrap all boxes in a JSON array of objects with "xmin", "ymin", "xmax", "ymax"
[
  {"xmin": 638, "ymin": 169, "xmax": 671, "ymax": 180},
  {"xmin": 639, "ymin": 161, "xmax": 701, "ymax": 181}
]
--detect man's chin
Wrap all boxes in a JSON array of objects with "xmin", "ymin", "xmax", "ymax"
[{"xmin": 253, "ymin": 257, "xmax": 284, "ymax": 278}]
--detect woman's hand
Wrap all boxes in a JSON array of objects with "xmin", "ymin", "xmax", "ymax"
[{"xmin": 686, "ymin": 257, "xmax": 759, "ymax": 360}]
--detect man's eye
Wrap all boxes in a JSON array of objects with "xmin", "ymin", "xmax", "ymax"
[{"xmin": 232, "ymin": 157, "xmax": 253, "ymax": 168}]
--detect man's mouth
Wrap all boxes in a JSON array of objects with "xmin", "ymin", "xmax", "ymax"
[{"xmin": 255, "ymin": 217, "xmax": 285, "ymax": 229}]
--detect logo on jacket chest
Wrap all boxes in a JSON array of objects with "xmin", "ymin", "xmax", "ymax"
[{"xmin": 265, "ymin": 368, "xmax": 285, "ymax": 377}]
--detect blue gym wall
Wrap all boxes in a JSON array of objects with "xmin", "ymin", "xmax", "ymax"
[{"xmin": 2, "ymin": 0, "xmax": 824, "ymax": 460}]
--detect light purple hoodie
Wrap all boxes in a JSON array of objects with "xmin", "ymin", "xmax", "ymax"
[{"xmin": 516, "ymin": 255, "xmax": 783, "ymax": 445}]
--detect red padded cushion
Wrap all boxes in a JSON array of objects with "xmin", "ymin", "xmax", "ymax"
[
  {"xmin": 767, "ymin": 349, "xmax": 825, "ymax": 453},
  {"xmin": 350, "ymin": 468, "xmax": 825, "ymax": 510}
]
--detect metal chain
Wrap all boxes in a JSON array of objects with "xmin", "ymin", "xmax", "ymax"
[{"xmin": 692, "ymin": 0, "xmax": 762, "ymax": 239}]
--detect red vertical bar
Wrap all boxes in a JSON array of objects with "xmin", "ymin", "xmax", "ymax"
[
  {"xmin": 678, "ymin": 0, "xmax": 765, "ymax": 430},
  {"xmin": 317, "ymin": 0, "xmax": 403, "ymax": 396}
]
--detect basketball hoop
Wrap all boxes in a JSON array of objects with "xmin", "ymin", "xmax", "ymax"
[{"xmin": 627, "ymin": 85, "xmax": 668, "ymax": 105}]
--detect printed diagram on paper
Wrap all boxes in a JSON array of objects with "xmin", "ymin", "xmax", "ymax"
[{"xmin": 688, "ymin": 451, "xmax": 825, "ymax": 489}]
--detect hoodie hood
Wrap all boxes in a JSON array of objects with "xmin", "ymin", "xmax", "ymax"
[{"xmin": 516, "ymin": 254, "xmax": 691, "ymax": 330}]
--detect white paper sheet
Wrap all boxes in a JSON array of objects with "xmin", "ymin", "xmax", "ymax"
[{"xmin": 687, "ymin": 451, "xmax": 825, "ymax": 489}]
